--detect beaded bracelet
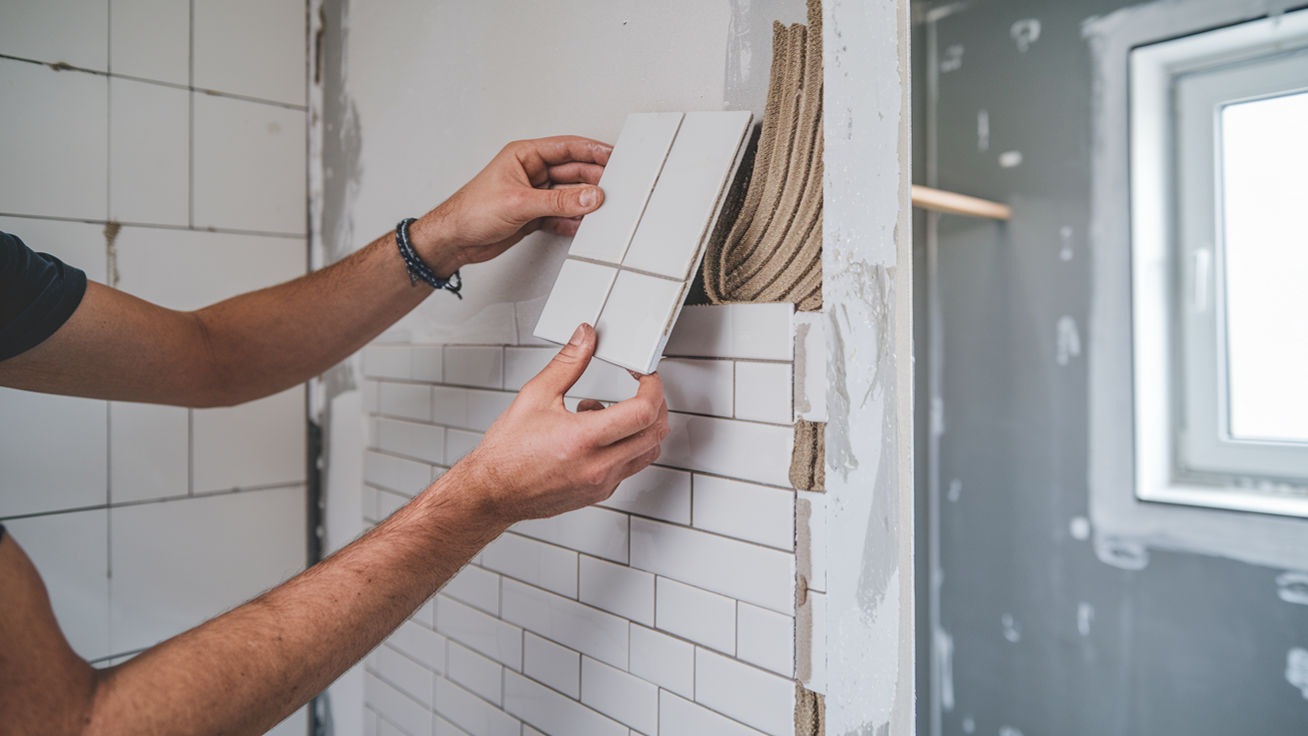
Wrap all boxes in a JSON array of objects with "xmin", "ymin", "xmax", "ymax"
[{"xmin": 395, "ymin": 217, "xmax": 463, "ymax": 299}]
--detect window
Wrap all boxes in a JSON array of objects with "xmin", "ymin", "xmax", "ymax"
[{"xmin": 1130, "ymin": 10, "xmax": 1308, "ymax": 518}]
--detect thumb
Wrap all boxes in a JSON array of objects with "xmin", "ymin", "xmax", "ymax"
[
  {"xmin": 525, "ymin": 323, "xmax": 595, "ymax": 401},
  {"xmin": 521, "ymin": 185, "xmax": 603, "ymax": 221}
]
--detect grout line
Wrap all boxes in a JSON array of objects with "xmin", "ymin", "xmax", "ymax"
[
  {"xmin": 0, "ymin": 211, "xmax": 308, "ymax": 239},
  {"xmin": 0, "ymin": 481, "xmax": 307, "ymax": 523},
  {"xmin": 564, "ymin": 253, "xmax": 686, "ymax": 283}
]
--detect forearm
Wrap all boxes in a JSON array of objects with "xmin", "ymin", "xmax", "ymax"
[{"xmin": 86, "ymin": 464, "xmax": 504, "ymax": 736}]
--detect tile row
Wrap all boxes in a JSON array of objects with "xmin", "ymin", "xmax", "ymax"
[
  {"xmin": 0, "ymin": 0, "xmax": 305, "ymax": 104},
  {"xmin": 0, "ymin": 59, "xmax": 306, "ymax": 232}
]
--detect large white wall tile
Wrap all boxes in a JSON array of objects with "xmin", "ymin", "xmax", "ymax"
[
  {"xmin": 0, "ymin": 217, "xmax": 107, "ymax": 280},
  {"xmin": 736, "ymin": 602, "xmax": 793, "ymax": 677},
  {"xmin": 692, "ymin": 475, "xmax": 794, "ymax": 550},
  {"xmin": 500, "ymin": 579, "xmax": 627, "ymax": 669},
  {"xmin": 599, "ymin": 465, "xmax": 691, "ymax": 525},
  {"xmin": 629, "ymin": 624, "xmax": 694, "ymax": 699},
  {"xmin": 435, "ymin": 596, "xmax": 522, "ymax": 670},
  {"xmin": 110, "ymin": 402, "xmax": 188, "ymax": 503},
  {"xmin": 658, "ymin": 691, "xmax": 767, "ymax": 736},
  {"xmin": 580, "ymin": 656, "xmax": 658, "ymax": 735},
  {"xmin": 514, "ymin": 505, "xmax": 629, "ymax": 564},
  {"xmin": 193, "ymin": 0, "xmax": 306, "ymax": 105},
  {"xmin": 523, "ymin": 632, "xmax": 580, "ymax": 698},
  {"xmin": 664, "ymin": 304, "xmax": 793, "ymax": 361},
  {"xmin": 0, "ymin": 390, "xmax": 106, "ymax": 517},
  {"xmin": 694, "ymin": 648, "xmax": 795, "ymax": 736},
  {"xmin": 192, "ymin": 93, "xmax": 306, "ymax": 234},
  {"xmin": 504, "ymin": 671, "xmax": 627, "ymax": 736},
  {"xmin": 109, "ymin": 0, "xmax": 189, "ymax": 84},
  {"xmin": 661, "ymin": 413, "xmax": 793, "ymax": 487},
  {"xmin": 0, "ymin": 60, "xmax": 107, "ymax": 220},
  {"xmin": 113, "ymin": 227, "xmax": 306, "ymax": 310},
  {"xmin": 579, "ymin": 555, "xmax": 654, "ymax": 626},
  {"xmin": 480, "ymin": 533, "xmax": 577, "ymax": 599},
  {"xmin": 108, "ymin": 486, "xmax": 306, "ymax": 653},
  {"xmin": 654, "ymin": 577, "xmax": 735, "ymax": 654},
  {"xmin": 0, "ymin": 0, "xmax": 107, "ymax": 70},
  {"xmin": 733, "ymin": 361, "xmax": 793, "ymax": 425},
  {"xmin": 109, "ymin": 78, "xmax": 188, "ymax": 225},
  {"xmin": 3, "ymin": 510, "xmax": 110, "ymax": 660},
  {"xmin": 630, "ymin": 519, "xmax": 794, "ymax": 615},
  {"xmin": 192, "ymin": 387, "xmax": 305, "ymax": 492}
]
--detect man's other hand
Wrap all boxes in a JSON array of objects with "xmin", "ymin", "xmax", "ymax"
[
  {"xmin": 460, "ymin": 323, "xmax": 669, "ymax": 523},
  {"xmin": 408, "ymin": 136, "xmax": 612, "ymax": 277}
]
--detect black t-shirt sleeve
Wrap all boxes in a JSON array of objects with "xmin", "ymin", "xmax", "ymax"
[{"xmin": 0, "ymin": 230, "xmax": 88, "ymax": 361}]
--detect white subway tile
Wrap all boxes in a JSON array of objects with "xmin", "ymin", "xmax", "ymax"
[
  {"xmin": 654, "ymin": 578, "xmax": 735, "ymax": 654},
  {"xmin": 658, "ymin": 691, "xmax": 768, "ymax": 736},
  {"xmin": 380, "ymin": 382, "xmax": 432, "ymax": 422},
  {"xmin": 447, "ymin": 641, "xmax": 504, "ymax": 705},
  {"xmin": 733, "ymin": 361, "xmax": 793, "ymax": 425},
  {"xmin": 465, "ymin": 391, "xmax": 515, "ymax": 432},
  {"xmin": 431, "ymin": 387, "xmax": 514, "ymax": 432},
  {"xmin": 193, "ymin": 0, "xmax": 306, "ymax": 105},
  {"xmin": 581, "ymin": 656, "xmax": 658, "ymax": 735},
  {"xmin": 0, "ymin": 61, "xmax": 106, "ymax": 220},
  {"xmin": 792, "ymin": 312, "xmax": 827, "ymax": 422},
  {"xmin": 797, "ymin": 590, "xmax": 827, "ymax": 694},
  {"xmin": 376, "ymin": 418, "xmax": 445, "ymax": 466},
  {"xmin": 692, "ymin": 475, "xmax": 794, "ymax": 550},
  {"xmin": 109, "ymin": 402, "xmax": 188, "ymax": 504},
  {"xmin": 109, "ymin": 78, "xmax": 188, "ymax": 226},
  {"xmin": 362, "ymin": 486, "xmax": 381, "ymax": 523},
  {"xmin": 521, "ymin": 726, "xmax": 547, "ymax": 736},
  {"xmin": 364, "ymin": 381, "xmax": 381, "ymax": 414},
  {"xmin": 514, "ymin": 506, "xmax": 629, "ymax": 564},
  {"xmin": 444, "ymin": 346, "xmax": 504, "ymax": 389},
  {"xmin": 502, "ymin": 347, "xmax": 555, "ymax": 391},
  {"xmin": 365, "ymin": 345, "xmax": 413, "ymax": 380},
  {"xmin": 0, "ymin": 0, "xmax": 107, "ymax": 70},
  {"xmin": 435, "ymin": 677, "xmax": 519, "ymax": 736},
  {"xmin": 630, "ymin": 519, "xmax": 794, "ymax": 615},
  {"xmin": 504, "ymin": 671, "xmax": 627, "ymax": 736},
  {"xmin": 110, "ymin": 0, "xmax": 188, "ymax": 84},
  {"xmin": 433, "ymin": 715, "xmax": 469, "ymax": 736},
  {"xmin": 600, "ymin": 466, "xmax": 691, "ymax": 525},
  {"xmin": 443, "ymin": 565, "xmax": 501, "ymax": 615},
  {"xmin": 533, "ymin": 259, "xmax": 618, "ymax": 348},
  {"xmin": 412, "ymin": 346, "xmax": 445, "ymax": 383},
  {"xmin": 445, "ymin": 430, "xmax": 484, "ymax": 465},
  {"xmin": 435, "ymin": 596, "xmax": 523, "ymax": 670},
  {"xmin": 365, "ymin": 451, "xmax": 431, "ymax": 496},
  {"xmin": 659, "ymin": 359, "xmax": 735, "ymax": 416},
  {"xmin": 368, "ymin": 644, "xmax": 435, "ymax": 706},
  {"xmin": 500, "ymin": 579, "xmax": 628, "ymax": 669},
  {"xmin": 694, "ymin": 648, "xmax": 795, "ymax": 736},
  {"xmin": 109, "ymin": 487, "xmax": 305, "ymax": 653},
  {"xmin": 737, "ymin": 603, "xmax": 794, "ymax": 677},
  {"xmin": 366, "ymin": 673, "xmax": 431, "ymax": 736},
  {"xmin": 505, "ymin": 346, "xmax": 643, "ymax": 404},
  {"xmin": 629, "ymin": 625, "xmax": 693, "ymax": 699},
  {"xmin": 413, "ymin": 598, "xmax": 437, "ymax": 629},
  {"xmin": 480, "ymin": 533, "xmax": 577, "ymax": 599},
  {"xmin": 664, "ymin": 304, "xmax": 793, "ymax": 361},
  {"xmin": 0, "ymin": 390, "xmax": 106, "ymax": 517},
  {"xmin": 377, "ymin": 715, "xmax": 407, "ymax": 736},
  {"xmin": 796, "ymin": 491, "xmax": 827, "ymax": 593},
  {"xmin": 660, "ymin": 413, "xmax": 792, "ymax": 487},
  {"xmin": 192, "ymin": 93, "xmax": 306, "ymax": 234},
  {"xmin": 3, "ymin": 510, "xmax": 110, "ymax": 660},
  {"xmin": 523, "ymin": 632, "xmax": 580, "ymax": 698},
  {"xmin": 579, "ymin": 556, "xmax": 654, "ymax": 626},
  {"xmin": 387, "ymin": 619, "xmax": 446, "ymax": 675},
  {"xmin": 376, "ymin": 489, "xmax": 410, "ymax": 520},
  {"xmin": 192, "ymin": 387, "xmax": 305, "ymax": 492},
  {"xmin": 364, "ymin": 706, "xmax": 380, "ymax": 736}
]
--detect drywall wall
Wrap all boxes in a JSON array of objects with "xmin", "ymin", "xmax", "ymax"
[
  {"xmin": 0, "ymin": 2, "xmax": 309, "ymax": 733},
  {"xmin": 915, "ymin": 0, "xmax": 1308, "ymax": 734}
]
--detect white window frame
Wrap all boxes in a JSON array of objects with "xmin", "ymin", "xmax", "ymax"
[{"xmin": 1129, "ymin": 9, "xmax": 1308, "ymax": 519}]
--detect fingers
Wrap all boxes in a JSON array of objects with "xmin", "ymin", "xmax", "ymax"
[
  {"xmin": 581, "ymin": 373, "xmax": 667, "ymax": 445},
  {"xmin": 548, "ymin": 162, "xmax": 605, "ymax": 186},
  {"xmin": 515, "ymin": 136, "xmax": 613, "ymax": 168},
  {"xmin": 541, "ymin": 216, "xmax": 583, "ymax": 237},
  {"xmin": 522, "ymin": 323, "xmax": 596, "ymax": 402},
  {"xmin": 576, "ymin": 398, "xmax": 605, "ymax": 413},
  {"xmin": 515, "ymin": 185, "xmax": 604, "ymax": 222}
]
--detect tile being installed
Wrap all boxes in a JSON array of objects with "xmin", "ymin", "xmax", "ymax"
[
  {"xmin": 566, "ymin": 112, "xmax": 682, "ymax": 264},
  {"xmin": 622, "ymin": 111, "xmax": 754, "ymax": 279},
  {"xmin": 533, "ymin": 259, "xmax": 617, "ymax": 347},
  {"xmin": 593, "ymin": 271, "xmax": 684, "ymax": 374}
]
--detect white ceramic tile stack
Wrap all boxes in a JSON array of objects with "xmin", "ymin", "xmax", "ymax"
[{"xmin": 535, "ymin": 111, "xmax": 755, "ymax": 373}]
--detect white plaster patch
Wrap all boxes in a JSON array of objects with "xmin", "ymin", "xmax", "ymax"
[
  {"xmin": 947, "ymin": 478, "xmax": 963, "ymax": 503},
  {"xmin": 998, "ymin": 150, "xmax": 1023, "ymax": 168},
  {"xmin": 1059, "ymin": 225, "xmax": 1074, "ymax": 261},
  {"xmin": 1010, "ymin": 18, "xmax": 1041, "ymax": 53},
  {"xmin": 1287, "ymin": 647, "xmax": 1308, "ymax": 699},
  {"xmin": 977, "ymin": 108, "xmax": 990, "ymax": 152},
  {"xmin": 1095, "ymin": 537, "xmax": 1150, "ymax": 570},
  {"xmin": 942, "ymin": 44, "xmax": 965, "ymax": 72},
  {"xmin": 1077, "ymin": 601, "xmax": 1095, "ymax": 637},
  {"xmin": 1001, "ymin": 613, "xmax": 1021, "ymax": 643},
  {"xmin": 936, "ymin": 628, "xmax": 956, "ymax": 712},
  {"xmin": 1276, "ymin": 572, "xmax": 1308, "ymax": 606},
  {"xmin": 1069, "ymin": 515, "xmax": 1091, "ymax": 540},
  {"xmin": 1056, "ymin": 316, "xmax": 1081, "ymax": 366}
]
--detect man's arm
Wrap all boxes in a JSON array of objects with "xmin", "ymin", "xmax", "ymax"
[
  {"xmin": 0, "ymin": 325, "xmax": 669, "ymax": 736},
  {"xmin": 0, "ymin": 136, "xmax": 610, "ymax": 407}
]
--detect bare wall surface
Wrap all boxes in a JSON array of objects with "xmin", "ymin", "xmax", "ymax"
[{"xmin": 916, "ymin": 1, "xmax": 1308, "ymax": 734}]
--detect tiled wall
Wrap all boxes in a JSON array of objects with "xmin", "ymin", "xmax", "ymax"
[
  {"xmin": 0, "ymin": 2, "xmax": 309, "ymax": 733},
  {"xmin": 360, "ymin": 303, "xmax": 814, "ymax": 736}
]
